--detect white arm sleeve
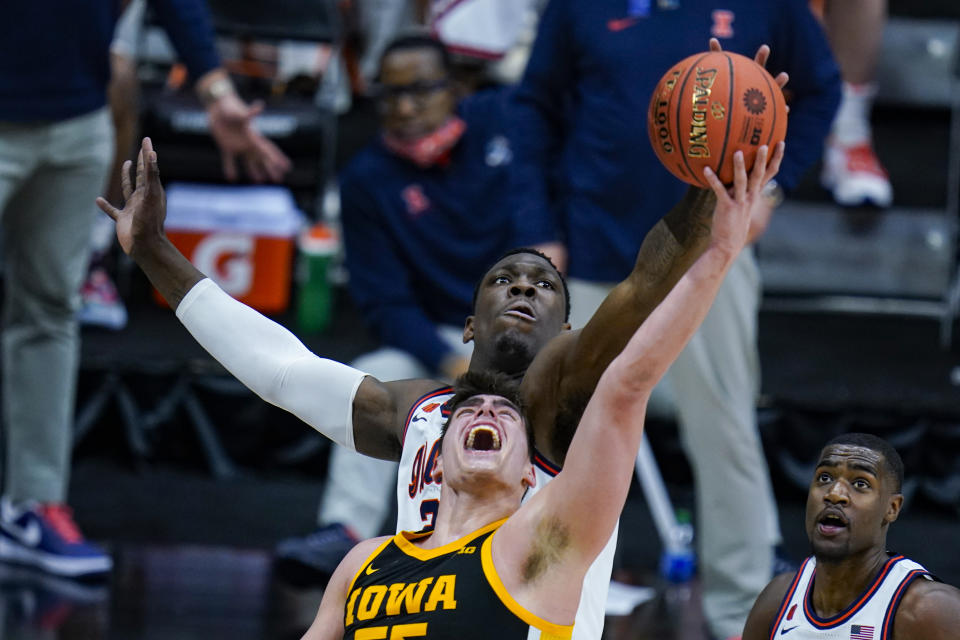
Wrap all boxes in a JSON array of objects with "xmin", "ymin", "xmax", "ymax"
[{"xmin": 176, "ymin": 278, "xmax": 366, "ymax": 450}]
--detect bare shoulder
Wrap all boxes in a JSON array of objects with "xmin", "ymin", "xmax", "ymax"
[
  {"xmin": 520, "ymin": 330, "xmax": 582, "ymax": 462},
  {"xmin": 742, "ymin": 572, "xmax": 797, "ymax": 640},
  {"xmin": 352, "ymin": 377, "xmax": 449, "ymax": 459},
  {"xmin": 522, "ymin": 330, "xmax": 579, "ymax": 397},
  {"xmin": 336, "ymin": 535, "xmax": 394, "ymax": 588},
  {"xmin": 894, "ymin": 577, "xmax": 960, "ymax": 639},
  {"xmin": 303, "ymin": 535, "xmax": 394, "ymax": 640}
]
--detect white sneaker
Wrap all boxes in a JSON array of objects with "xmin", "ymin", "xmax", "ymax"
[{"xmin": 821, "ymin": 140, "xmax": 893, "ymax": 208}]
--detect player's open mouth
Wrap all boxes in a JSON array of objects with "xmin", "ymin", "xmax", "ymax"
[
  {"xmin": 816, "ymin": 509, "xmax": 848, "ymax": 536},
  {"xmin": 504, "ymin": 302, "xmax": 536, "ymax": 322},
  {"xmin": 464, "ymin": 425, "xmax": 502, "ymax": 451}
]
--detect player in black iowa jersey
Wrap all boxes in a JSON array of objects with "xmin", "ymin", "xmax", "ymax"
[{"xmin": 302, "ymin": 149, "xmax": 767, "ymax": 639}]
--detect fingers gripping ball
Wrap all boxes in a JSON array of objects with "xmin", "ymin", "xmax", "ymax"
[{"xmin": 647, "ymin": 50, "xmax": 787, "ymax": 186}]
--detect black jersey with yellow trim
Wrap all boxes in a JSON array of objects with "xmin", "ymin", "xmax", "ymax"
[{"xmin": 344, "ymin": 519, "xmax": 572, "ymax": 639}]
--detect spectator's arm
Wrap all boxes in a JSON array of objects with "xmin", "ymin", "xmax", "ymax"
[
  {"xmin": 149, "ymin": 0, "xmax": 292, "ymax": 182},
  {"xmin": 148, "ymin": 0, "xmax": 221, "ymax": 79},
  {"xmin": 509, "ymin": 0, "xmax": 576, "ymax": 247},
  {"xmin": 767, "ymin": 0, "xmax": 842, "ymax": 192},
  {"xmin": 341, "ymin": 177, "xmax": 458, "ymax": 374}
]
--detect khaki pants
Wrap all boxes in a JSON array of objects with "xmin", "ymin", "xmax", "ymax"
[{"xmin": 0, "ymin": 107, "xmax": 114, "ymax": 503}]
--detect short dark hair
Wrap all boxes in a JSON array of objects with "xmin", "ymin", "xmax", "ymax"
[
  {"xmin": 472, "ymin": 248, "xmax": 571, "ymax": 322},
  {"xmin": 440, "ymin": 370, "xmax": 535, "ymax": 461},
  {"xmin": 379, "ymin": 34, "xmax": 452, "ymax": 80},
  {"xmin": 822, "ymin": 432, "xmax": 904, "ymax": 493}
]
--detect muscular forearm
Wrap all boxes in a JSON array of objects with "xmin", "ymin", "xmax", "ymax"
[
  {"xmin": 661, "ymin": 186, "xmax": 716, "ymax": 250},
  {"xmin": 132, "ymin": 235, "xmax": 206, "ymax": 309},
  {"xmin": 612, "ymin": 186, "xmax": 716, "ymax": 316},
  {"xmin": 622, "ymin": 186, "xmax": 717, "ymax": 296},
  {"xmin": 618, "ymin": 244, "xmax": 736, "ymax": 391}
]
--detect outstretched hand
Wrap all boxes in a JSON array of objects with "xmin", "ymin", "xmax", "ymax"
[
  {"xmin": 207, "ymin": 93, "xmax": 292, "ymax": 183},
  {"xmin": 702, "ymin": 142, "xmax": 785, "ymax": 255},
  {"xmin": 96, "ymin": 137, "xmax": 167, "ymax": 258}
]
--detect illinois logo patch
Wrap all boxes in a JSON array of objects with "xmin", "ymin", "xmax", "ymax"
[
  {"xmin": 711, "ymin": 9, "xmax": 734, "ymax": 38},
  {"xmin": 402, "ymin": 184, "xmax": 430, "ymax": 217}
]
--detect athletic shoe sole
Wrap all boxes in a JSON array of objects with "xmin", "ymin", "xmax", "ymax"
[{"xmin": 0, "ymin": 536, "xmax": 112, "ymax": 578}]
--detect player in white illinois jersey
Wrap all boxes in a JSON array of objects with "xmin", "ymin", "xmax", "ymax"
[
  {"xmin": 399, "ymin": 387, "xmax": 453, "ymax": 533},
  {"xmin": 102, "ymin": 99, "xmax": 783, "ymax": 638},
  {"xmin": 743, "ymin": 433, "xmax": 960, "ymax": 640}
]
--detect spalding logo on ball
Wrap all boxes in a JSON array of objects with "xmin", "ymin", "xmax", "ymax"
[{"xmin": 647, "ymin": 50, "xmax": 787, "ymax": 186}]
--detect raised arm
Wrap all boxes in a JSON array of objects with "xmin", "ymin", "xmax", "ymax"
[
  {"xmin": 496, "ymin": 146, "xmax": 781, "ymax": 621},
  {"xmin": 96, "ymin": 138, "xmax": 435, "ymax": 460},
  {"xmin": 535, "ymin": 42, "xmax": 788, "ymax": 464}
]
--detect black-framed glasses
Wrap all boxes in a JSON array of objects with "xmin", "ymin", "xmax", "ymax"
[{"xmin": 374, "ymin": 78, "xmax": 450, "ymax": 107}]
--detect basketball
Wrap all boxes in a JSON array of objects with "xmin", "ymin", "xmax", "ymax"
[{"xmin": 647, "ymin": 50, "xmax": 787, "ymax": 187}]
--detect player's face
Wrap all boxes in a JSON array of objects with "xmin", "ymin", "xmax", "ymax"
[
  {"xmin": 379, "ymin": 48, "xmax": 455, "ymax": 141},
  {"xmin": 805, "ymin": 444, "xmax": 902, "ymax": 562},
  {"xmin": 439, "ymin": 394, "xmax": 534, "ymax": 493},
  {"xmin": 464, "ymin": 254, "xmax": 569, "ymax": 370}
]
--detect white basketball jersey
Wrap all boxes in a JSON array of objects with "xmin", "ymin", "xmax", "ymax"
[
  {"xmin": 769, "ymin": 554, "xmax": 932, "ymax": 640},
  {"xmin": 397, "ymin": 387, "xmax": 453, "ymax": 534},
  {"xmin": 396, "ymin": 388, "xmax": 615, "ymax": 640}
]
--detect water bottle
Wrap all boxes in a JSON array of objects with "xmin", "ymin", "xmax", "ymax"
[
  {"xmin": 296, "ymin": 223, "xmax": 338, "ymax": 333},
  {"xmin": 659, "ymin": 508, "xmax": 696, "ymax": 583}
]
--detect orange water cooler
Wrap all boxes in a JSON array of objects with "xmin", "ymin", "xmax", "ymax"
[{"xmin": 158, "ymin": 183, "xmax": 305, "ymax": 313}]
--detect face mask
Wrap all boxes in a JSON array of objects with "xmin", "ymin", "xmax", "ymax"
[{"xmin": 383, "ymin": 117, "xmax": 467, "ymax": 168}]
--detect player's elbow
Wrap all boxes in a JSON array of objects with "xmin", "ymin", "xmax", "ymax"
[{"xmin": 599, "ymin": 359, "xmax": 657, "ymax": 410}]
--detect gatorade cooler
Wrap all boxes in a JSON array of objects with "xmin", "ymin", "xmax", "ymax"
[{"xmin": 158, "ymin": 183, "xmax": 305, "ymax": 312}]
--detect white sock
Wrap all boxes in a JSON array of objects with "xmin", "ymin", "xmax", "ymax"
[{"xmin": 830, "ymin": 82, "xmax": 876, "ymax": 146}]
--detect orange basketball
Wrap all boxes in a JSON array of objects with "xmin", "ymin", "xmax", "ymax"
[{"xmin": 647, "ymin": 50, "xmax": 787, "ymax": 187}]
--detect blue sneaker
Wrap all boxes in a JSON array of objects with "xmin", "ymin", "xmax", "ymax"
[
  {"xmin": 0, "ymin": 499, "xmax": 112, "ymax": 579},
  {"xmin": 274, "ymin": 523, "xmax": 359, "ymax": 587}
]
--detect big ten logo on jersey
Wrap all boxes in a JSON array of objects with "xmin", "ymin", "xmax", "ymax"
[
  {"xmin": 192, "ymin": 232, "xmax": 254, "ymax": 296},
  {"xmin": 346, "ymin": 575, "xmax": 458, "ymax": 635}
]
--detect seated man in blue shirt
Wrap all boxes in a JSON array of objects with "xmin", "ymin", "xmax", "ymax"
[{"xmin": 275, "ymin": 35, "xmax": 520, "ymax": 582}]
